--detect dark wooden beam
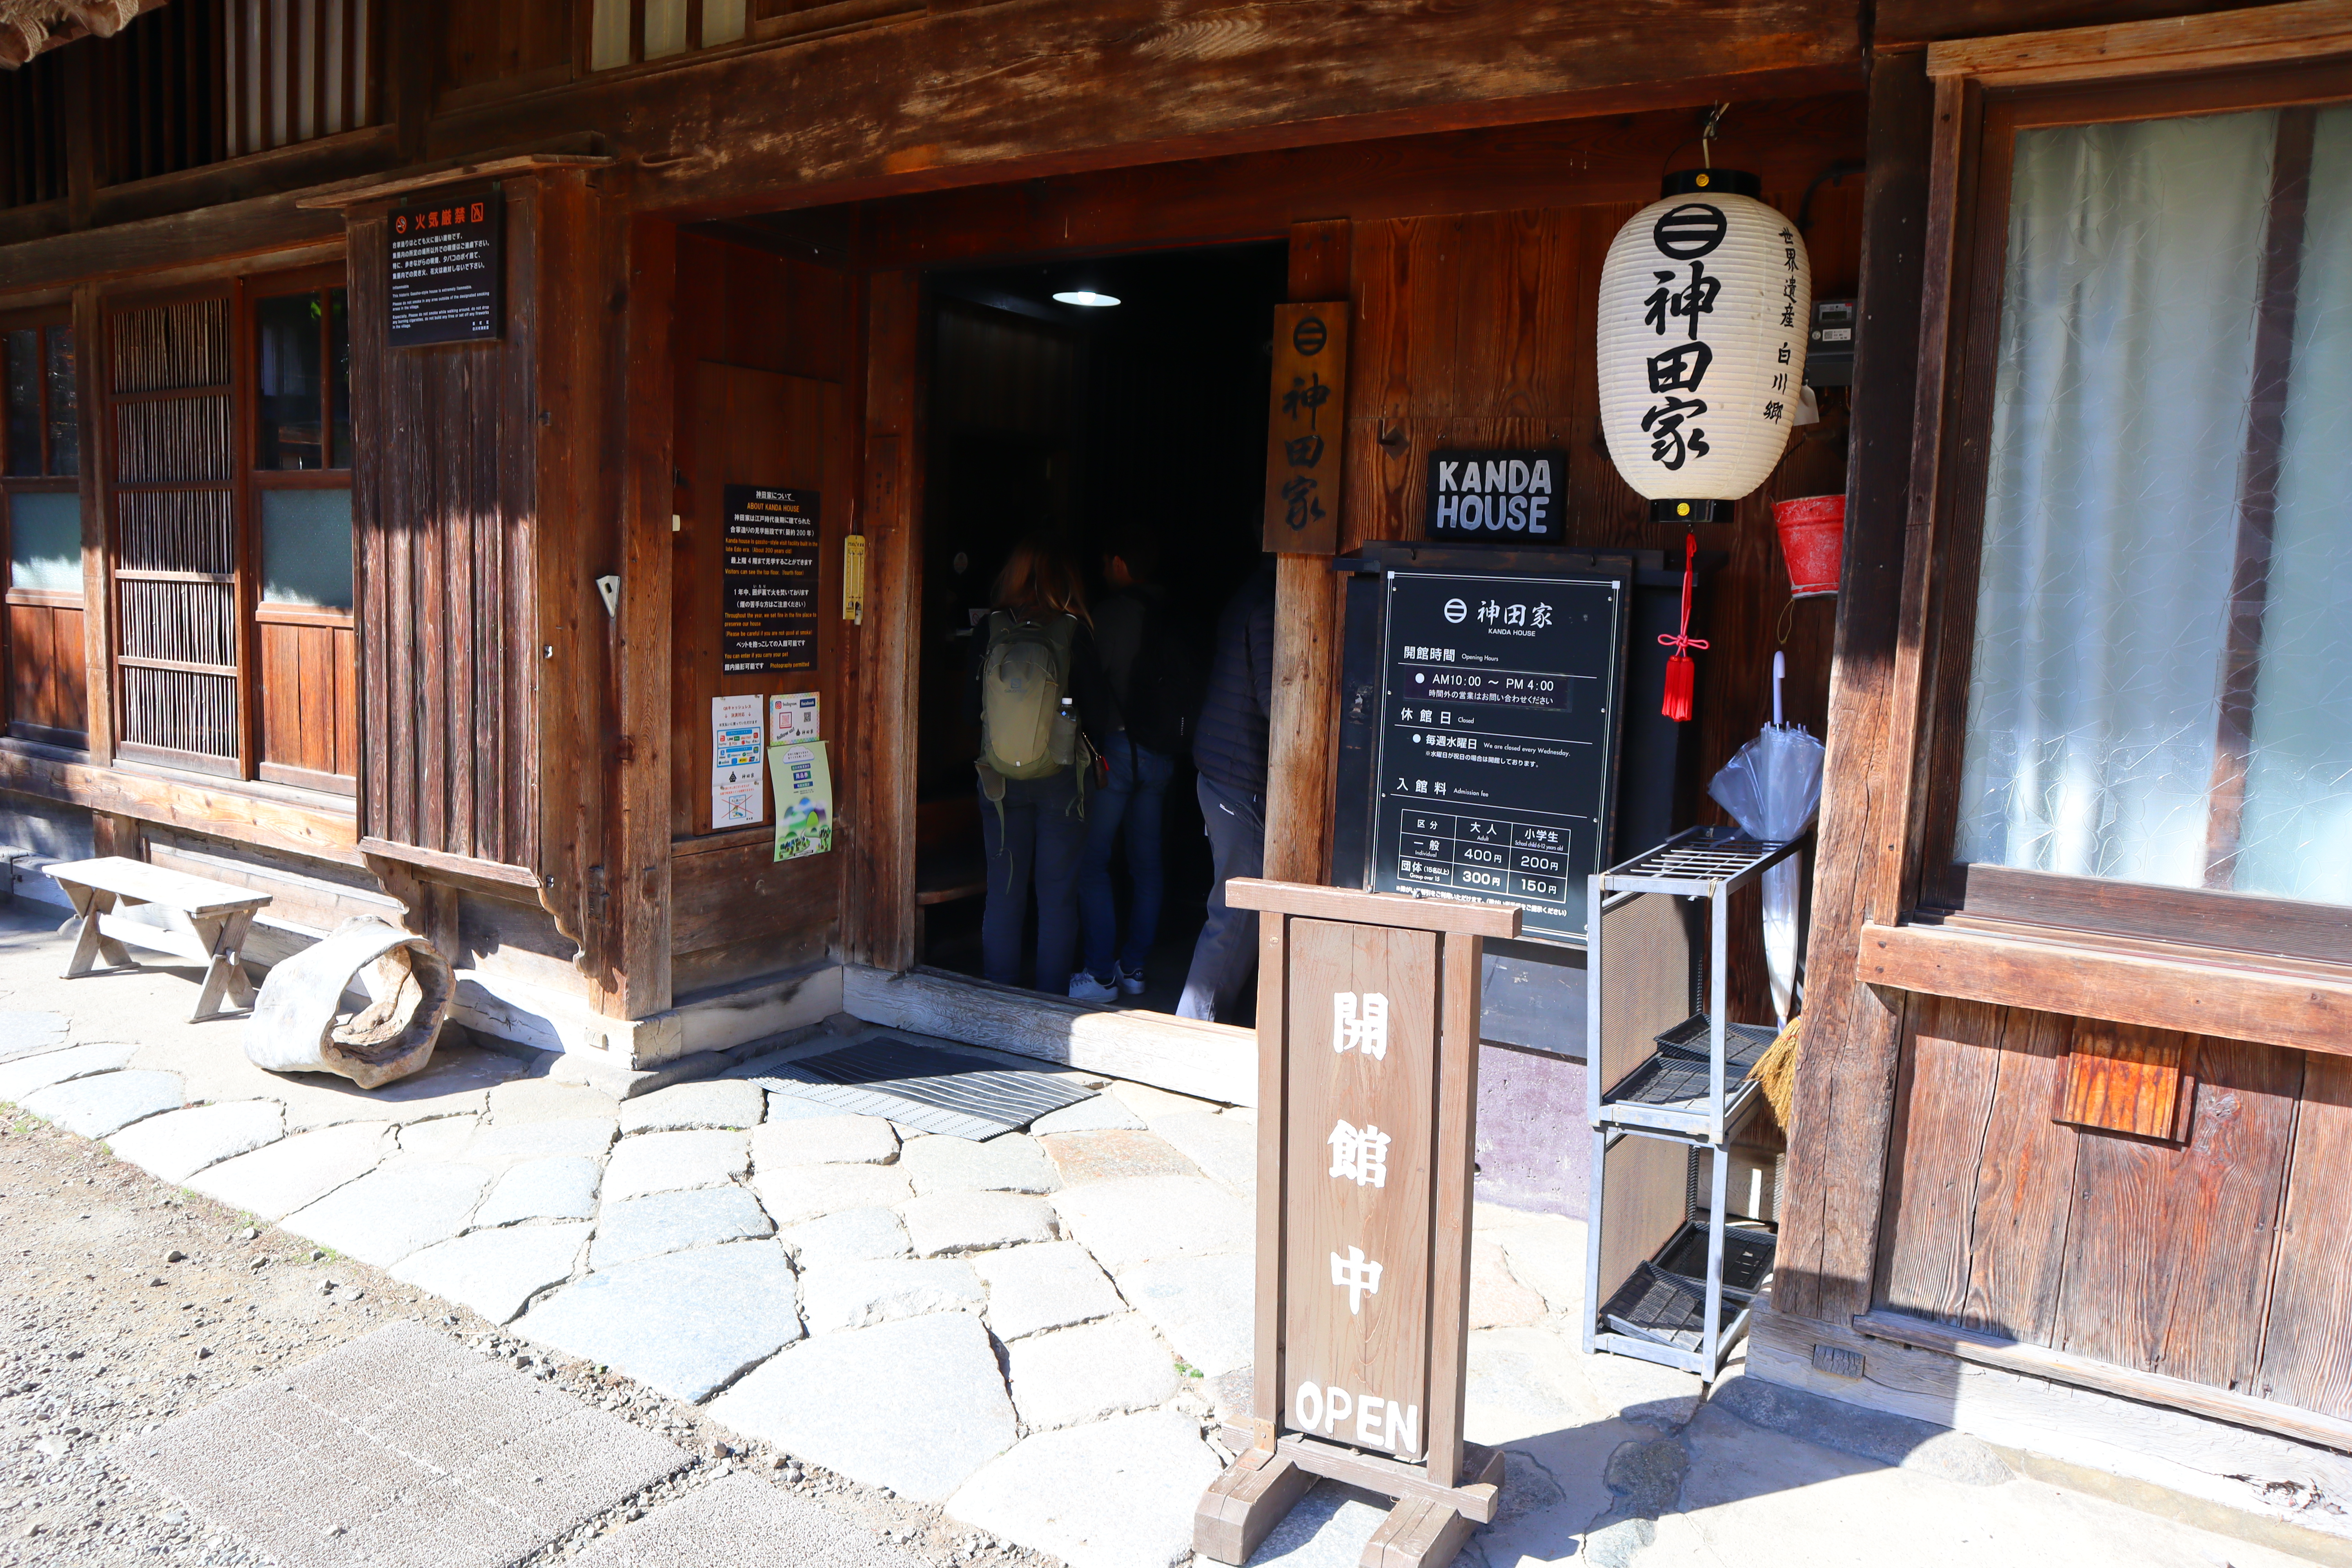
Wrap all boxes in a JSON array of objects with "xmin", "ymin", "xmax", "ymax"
[
  {"xmin": 426, "ymin": 0, "xmax": 1861, "ymax": 221},
  {"xmin": 1771, "ymin": 48, "xmax": 1936, "ymax": 1328},
  {"xmin": 0, "ymin": 185, "xmax": 343, "ymax": 292},
  {"xmin": 858, "ymin": 94, "xmax": 1868, "ymax": 272}
]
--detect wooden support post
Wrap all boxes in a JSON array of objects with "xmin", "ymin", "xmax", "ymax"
[
  {"xmin": 843, "ymin": 270, "xmax": 924, "ymax": 972},
  {"xmin": 611, "ymin": 213, "xmax": 680, "ymax": 1017},
  {"xmin": 1774, "ymin": 51, "xmax": 1937, "ymax": 1326},
  {"xmin": 1263, "ymin": 219, "xmax": 1351, "ymax": 886}
]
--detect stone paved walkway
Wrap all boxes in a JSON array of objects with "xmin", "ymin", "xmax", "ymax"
[{"xmin": 1, "ymin": 904, "xmax": 2336, "ymax": 1568}]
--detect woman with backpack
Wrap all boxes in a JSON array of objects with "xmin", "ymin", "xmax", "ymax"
[{"xmin": 968, "ymin": 538, "xmax": 1112, "ymax": 998}]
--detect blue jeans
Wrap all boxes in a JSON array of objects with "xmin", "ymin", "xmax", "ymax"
[
  {"xmin": 1078, "ymin": 732, "xmax": 1175, "ymax": 983},
  {"xmin": 977, "ymin": 769, "xmax": 1087, "ymax": 996}
]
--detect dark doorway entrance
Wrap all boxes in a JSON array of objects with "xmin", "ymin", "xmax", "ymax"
[{"xmin": 913, "ymin": 242, "xmax": 1285, "ymax": 1016}]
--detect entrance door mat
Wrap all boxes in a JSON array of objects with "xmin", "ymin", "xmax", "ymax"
[{"xmin": 750, "ymin": 1036, "xmax": 1096, "ymax": 1140}]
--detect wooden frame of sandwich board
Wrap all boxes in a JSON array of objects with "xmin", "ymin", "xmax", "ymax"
[{"xmin": 1195, "ymin": 878, "xmax": 1519, "ymax": 1568}]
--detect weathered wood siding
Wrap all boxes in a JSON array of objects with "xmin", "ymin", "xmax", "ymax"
[
  {"xmin": 348, "ymin": 200, "xmax": 540, "ymax": 872},
  {"xmin": 1876, "ymin": 995, "xmax": 2352, "ymax": 1414}
]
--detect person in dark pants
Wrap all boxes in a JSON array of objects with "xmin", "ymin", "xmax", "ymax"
[
  {"xmin": 1178, "ymin": 557, "xmax": 1276, "ymax": 1022},
  {"xmin": 1072, "ymin": 530, "xmax": 1191, "ymax": 1003},
  {"xmin": 967, "ymin": 539, "xmax": 1111, "ymax": 998}
]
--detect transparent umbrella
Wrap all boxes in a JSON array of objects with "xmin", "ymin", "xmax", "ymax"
[{"xmin": 1707, "ymin": 653, "xmax": 1826, "ymax": 1025}]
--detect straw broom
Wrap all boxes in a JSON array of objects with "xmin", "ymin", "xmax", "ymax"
[{"xmin": 1747, "ymin": 1013, "xmax": 1802, "ymax": 1136}]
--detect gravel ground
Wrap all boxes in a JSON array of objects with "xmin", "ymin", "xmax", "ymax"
[{"xmin": 0, "ymin": 1108, "xmax": 1049, "ymax": 1567}]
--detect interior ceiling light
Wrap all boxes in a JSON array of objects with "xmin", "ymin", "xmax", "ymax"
[{"xmin": 1052, "ymin": 290, "xmax": 1121, "ymax": 307}]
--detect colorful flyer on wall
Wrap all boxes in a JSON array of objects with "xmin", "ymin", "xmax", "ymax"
[
  {"xmin": 771, "ymin": 740, "xmax": 834, "ymax": 861},
  {"xmin": 769, "ymin": 691, "xmax": 820, "ymax": 744},
  {"xmin": 711, "ymin": 693, "xmax": 765, "ymax": 827}
]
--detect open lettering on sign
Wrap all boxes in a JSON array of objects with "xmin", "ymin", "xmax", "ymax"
[{"xmin": 1293, "ymin": 1382, "xmax": 1420, "ymax": 1454}]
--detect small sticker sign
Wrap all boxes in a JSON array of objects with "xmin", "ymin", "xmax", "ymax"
[
  {"xmin": 769, "ymin": 692, "xmax": 820, "ymax": 744},
  {"xmin": 388, "ymin": 191, "xmax": 502, "ymax": 347}
]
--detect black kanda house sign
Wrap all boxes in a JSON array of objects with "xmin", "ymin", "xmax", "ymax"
[
  {"xmin": 1595, "ymin": 170, "xmax": 1810, "ymax": 523},
  {"xmin": 1424, "ymin": 450, "xmax": 1567, "ymax": 543}
]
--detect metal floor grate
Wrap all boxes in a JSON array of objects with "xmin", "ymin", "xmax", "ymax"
[{"xmin": 751, "ymin": 1036, "xmax": 1097, "ymax": 1140}]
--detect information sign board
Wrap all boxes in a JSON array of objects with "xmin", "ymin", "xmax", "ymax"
[
  {"xmin": 387, "ymin": 191, "xmax": 502, "ymax": 347},
  {"xmin": 721, "ymin": 485, "xmax": 819, "ymax": 675},
  {"xmin": 1369, "ymin": 567, "xmax": 1629, "ymax": 943}
]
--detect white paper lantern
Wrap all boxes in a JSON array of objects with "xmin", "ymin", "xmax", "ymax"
[{"xmin": 1596, "ymin": 171, "xmax": 1811, "ymax": 521}]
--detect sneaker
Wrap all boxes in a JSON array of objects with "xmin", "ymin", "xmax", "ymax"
[
  {"xmin": 1067, "ymin": 973, "xmax": 1118, "ymax": 1004},
  {"xmin": 1116, "ymin": 966, "xmax": 1147, "ymax": 996}
]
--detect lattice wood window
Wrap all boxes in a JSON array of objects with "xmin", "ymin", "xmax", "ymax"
[
  {"xmin": 587, "ymin": 0, "xmax": 749, "ymax": 69},
  {"xmin": 2, "ymin": 312, "xmax": 84, "ymax": 746},
  {"xmin": 103, "ymin": 268, "xmax": 354, "ymax": 795}
]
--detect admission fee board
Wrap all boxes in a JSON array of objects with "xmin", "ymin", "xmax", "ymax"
[{"xmin": 1369, "ymin": 568, "xmax": 1628, "ymax": 943}]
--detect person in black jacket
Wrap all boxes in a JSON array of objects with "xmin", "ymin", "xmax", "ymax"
[
  {"xmin": 1070, "ymin": 529, "xmax": 1186, "ymax": 1003},
  {"xmin": 967, "ymin": 539, "xmax": 1113, "ymax": 998},
  {"xmin": 1177, "ymin": 557, "xmax": 1276, "ymax": 1022}
]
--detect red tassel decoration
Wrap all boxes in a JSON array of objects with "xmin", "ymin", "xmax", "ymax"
[{"xmin": 1659, "ymin": 532, "xmax": 1707, "ymax": 722}]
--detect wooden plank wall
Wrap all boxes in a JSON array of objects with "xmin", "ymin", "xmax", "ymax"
[
  {"xmin": 347, "ymin": 192, "xmax": 543, "ymax": 873},
  {"xmin": 1875, "ymin": 995, "xmax": 2352, "ymax": 1415}
]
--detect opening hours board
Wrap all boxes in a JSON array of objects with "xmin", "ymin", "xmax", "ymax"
[{"xmin": 1369, "ymin": 565, "xmax": 1630, "ymax": 943}]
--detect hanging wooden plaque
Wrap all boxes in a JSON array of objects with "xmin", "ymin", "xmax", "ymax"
[{"xmin": 1262, "ymin": 303, "xmax": 1348, "ymax": 555}]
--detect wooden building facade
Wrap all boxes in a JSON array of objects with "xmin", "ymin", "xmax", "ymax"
[{"xmin": 2, "ymin": 0, "xmax": 2348, "ymax": 1538}]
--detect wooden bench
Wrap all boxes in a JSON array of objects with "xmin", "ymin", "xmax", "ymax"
[{"xmin": 45, "ymin": 856, "xmax": 272, "ymax": 1023}]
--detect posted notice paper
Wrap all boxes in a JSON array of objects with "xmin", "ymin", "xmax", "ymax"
[
  {"xmin": 712, "ymin": 693, "xmax": 766, "ymax": 827},
  {"xmin": 771, "ymin": 741, "xmax": 834, "ymax": 861},
  {"xmin": 769, "ymin": 691, "xmax": 820, "ymax": 744}
]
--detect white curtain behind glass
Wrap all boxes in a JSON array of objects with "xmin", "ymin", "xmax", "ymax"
[
  {"xmin": 2238, "ymin": 109, "xmax": 2352, "ymax": 905},
  {"xmin": 1957, "ymin": 107, "xmax": 2352, "ymax": 904}
]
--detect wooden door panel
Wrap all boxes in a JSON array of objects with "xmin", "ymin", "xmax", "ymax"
[{"xmin": 669, "ymin": 362, "xmax": 848, "ymax": 839}]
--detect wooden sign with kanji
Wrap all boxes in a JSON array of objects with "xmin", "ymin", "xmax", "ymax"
[
  {"xmin": 1195, "ymin": 880, "xmax": 1517, "ymax": 1568},
  {"xmin": 1261, "ymin": 303, "xmax": 1347, "ymax": 554}
]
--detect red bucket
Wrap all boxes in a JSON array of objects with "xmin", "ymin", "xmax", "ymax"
[{"xmin": 1773, "ymin": 495, "xmax": 1845, "ymax": 598}]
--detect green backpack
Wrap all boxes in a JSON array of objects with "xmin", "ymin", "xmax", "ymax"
[{"xmin": 979, "ymin": 611, "xmax": 1080, "ymax": 781}]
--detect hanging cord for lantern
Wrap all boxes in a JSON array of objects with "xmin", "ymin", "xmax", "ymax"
[
  {"xmin": 1659, "ymin": 102, "xmax": 1735, "ymax": 185},
  {"xmin": 1660, "ymin": 532, "xmax": 1707, "ymax": 722}
]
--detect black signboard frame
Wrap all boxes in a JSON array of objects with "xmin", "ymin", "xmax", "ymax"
[
  {"xmin": 1423, "ymin": 449, "xmax": 1570, "ymax": 544},
  {"xmin": 1344, "ymin": 547, "xmax": 1632, "ymax": 947},
  {"xmin": 387, "ymin": 187, "xmax": 504, "ymax": 347},
  {"xmin": 721, "ymin": 485, "xmax": 820, "ymax": 676}
]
